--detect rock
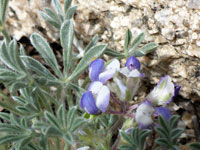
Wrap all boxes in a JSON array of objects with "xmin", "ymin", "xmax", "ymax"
[{"xmin": 4, "ymin": 0, "xmax": 200, "ymax": 102}]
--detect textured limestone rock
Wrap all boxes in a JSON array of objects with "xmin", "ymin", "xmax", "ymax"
[
  {"xmin": 72, "ymin": 0, "xmax": 200, "ymax": 101},
  {"xmin": 4, "ymin": 0, "xmax": 200, "ymax": 101}
]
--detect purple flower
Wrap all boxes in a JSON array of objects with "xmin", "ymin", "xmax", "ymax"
[
  {"xmin": 154, "ymin": 107, "xmax": 171, "ymax": 120},
  {"xmin": 146, "ymin": 75, "xmax": 181, "ymax": 106},
  {"xmin": 120, "ymin": 55, "xmax": 144, "ymax": 78},
  {"xmin": 125, "ymin": 55, "xmax": 141, "ymax": 71},
  {"xmin": 80, "ymin": 81, "xmax": 110, "ymax": 114},
  {"xmin": 89, "ymin": 59, "xmax": 120, "ymax": 84}
]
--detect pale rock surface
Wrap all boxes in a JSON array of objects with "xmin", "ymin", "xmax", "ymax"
[{"xmin": 3, "ymin": 0, "xmax": 200, "ymax": 101}]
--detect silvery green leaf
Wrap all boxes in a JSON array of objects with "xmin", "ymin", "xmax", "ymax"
[
  {"xmin": 70, "ymin": 83, "xmax": 85, "ymax": 99},
  {"xmin": 0, "ymin": 0, "xmax": 8, "ymax": 23},
  {"xmin": 15, "ymin": 136, "xmax": 33, "ymax": 150},
  {"xmin": 44, "ymin": 111, "xmax": 61, "ymax": 131},
  {"xmin": 158, "ymin": 115, "xmax": 169, "ymax": 133},
  {"xmin": 57, "ymin": 104, "xmax": 66, "ymax": 128},
  {"xmin": 39, "ymin": 11, "xmax": 60, "ymax": 29},
  {"xmin": 0, "ymin": 135, "xmax": 26, "ymax": 145},
  {"xmin": 0, "ymin": 41, "xmax": 16, "ymax": 70},
  {"xmin": 0, "ymin": 70, "xmax": 19, "ymax": 82},
  {"xmin": 120, "ymin": 130, "xmax": 133, "ymax": 145},
  {"xmin": 0, "ymin": 124, "xmax": 23, "ymax": 133},
  {"xmin": 118, "ymin": 145, "xmax": 134, "ymax": 150},
  {"xmin": 155, "ymin": 138, "xmax": 169, "ymax": 147},
  {"xmin": 38, "ymin": 88, "xmax": 60, "ymax": 106},
  {"xmin": 65, "ymin": 6, "xmax": 77, "ymax": 19},
  {"xmin": 68, "ymin": 44, "xmax": 107, "ymax": 81},
  {"xmin": 139, "ymin": 129, "xmax": 151, "ymax": 146},
  {"xmin": 128, "ymin": 32, "xmax": 145, "ymax": 55},
  {"xmin": 154, "ymin": 127, "xmax": 168, "ymax": 140},
  {"xmin": 0, "ymin": 112, "xmax": 10, "ymax": 121},
  {"xmin": 30, "ymin": 33, "xmax": 62, "ymax": 78},
  {"xmin": 171, "ymin": 128, "xmax": 184, "ymax": 141},
  {"xmin": 105, "ymin": 48, "xmax": 125, "ymax": 58},
  {"xmin": 64, "ymin": 0, "xmax": 72, "ymax": 13},
  {"xmin": 132, "ymin": 42, "xmax": 158, "ymax": 57},
  {"xmin": 16, "ymin": 106, "xmax": 29, "ymax": 114},
  {"xmin": 21, "ymin": 56, "xmax": 56, "ymax": 80},
  {"xmin": 67, "ymin": 106, "xmax": 77, "ymax": 129},
  {"xmin": 169, "ymin": 115, "xmax": 180, "ymax": 129},
  {"xmin": 9, "ymin": 40, "xmax": 26, "ymax": 72},
  {"xmin": 64, "ymin": 132, "xmax": 73, "ymax": 144},
  {"xmin": 12, "ymin": 96, "xmax": 26, "ymax": 105},
  {"xmin": 19, "ymin": 44, "xmax": 26, "ymax": 56},
  {"xmin": 124, "ymin": 29, "xmax": 132, "ymax": 56},
  {"xmin": 9, "ymin": 81, "xmax": 28, "ymax": 93},
  {"xmin": 70, "ymin": 117, "xmax": 85, "ymax": 132},
  {"xmin": 60, "ymin": 20, "xmax": 74, "ymax": 76},
  {"xmin": 84, "ymin": 35, "xmax": 99, "ymax": 52},
  {"xmin": 52, "ymin": 0, "xmax": 64, "ymax": 22}
]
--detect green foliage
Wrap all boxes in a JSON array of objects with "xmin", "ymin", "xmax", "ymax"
[
  {"xmin": 123, "ymin": 29, "xmax": 158, "ymax": 58},
  {"xmin": 154, "ymin": 115, "xmax": 184, "ymax": 150},
  {"xmin": 118, "ymin": 127, "xmax": 151, "ymax": 150},
  {"xmin": 189, "ymin": 142, "xmax": 200, "ymax": 150}
]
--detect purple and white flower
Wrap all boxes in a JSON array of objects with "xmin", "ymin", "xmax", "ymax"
[
  {"xmin": 120, "ymin": 55, "xmax": 144, "ymax": 78},
  {"xmin": 146, "ymin": 75, "xmax": 181, "ymax": 106},
  {"xmin": 135, "ymin": 75, "xmax": 180, "ymax": 128},
  {"xmin": 135, "ymin": 101, "xmax": 155, "ymax": 129},
  {"xmin": 89, "ymin": 59, "xmax": 120, "ymax": 84},
  {"xmin": 80, "ymin": 81, "xmax": 110, "ymax": 114},
  {"xmin": 135, "ymin": 101, "xmax": 171, "ymax": 128}
]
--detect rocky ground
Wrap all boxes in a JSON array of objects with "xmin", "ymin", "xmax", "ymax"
[{"xmin": 0, "ymin": 0, "xmax": 200, "ymax": 148}]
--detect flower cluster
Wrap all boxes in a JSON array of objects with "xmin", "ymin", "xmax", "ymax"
[
  {"xmin": 80, "ymin": 55, "xmax": 181, "ymax": 129},
  {"xmin": 135, "ymin": 75, "xmax": 181, "ymax": 128}
]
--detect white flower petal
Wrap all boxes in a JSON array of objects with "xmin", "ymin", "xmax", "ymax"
[
  {"xmin": 136, "ymin": 102, "xmax": 154, "ymax": 128},
  {"xmin": 114, "ymin": 78, "xmax": 127, "ymax": 100},
  {"xmin": 88, "ymin": 81, "xmax": 103, "ymax": 97},
  {"xmin": 147, "ymin": 76, "xmax": 174, "ymax": 105},
  {"xmin": 96, "ymin": 85, "xmax": 110, "ymax": 112},
  {"xmin": 119, "ymin": 67, "xmax": 130, "ymax": 77},
  {"xmin": 105, "ymin": 59, "xmax": 120, "ymax": 71},
  {"xmin": 98, "ymin": 69, "xmax": 116, "ymax": 84}
]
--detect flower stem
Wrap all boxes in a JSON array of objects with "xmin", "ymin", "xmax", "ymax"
[{"xmin": 110, "ymin": 93, "xmax": 121, "ymax": 105}]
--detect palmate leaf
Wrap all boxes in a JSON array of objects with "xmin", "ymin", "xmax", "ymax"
[
  {"xmin": 119, "ymin": 127, "xmax": 151, "ymax": 150},
  {"xmin": 155, "ymin": 115, "xmax": 184, "ymax": 149},
  {"xmin": 30, "ymin": 33, "xmax": 63, "ymax": 78},
  {"xmin": 68, "ymin": 44, "xmax": 107, "ymax": 81},
  {"xmin": 44, "ymin": 111, "xmax": 61, "ymax": 131},
  {"xmin": 120, "ymin": 130, "xmax": 133, "ymax": 145}
]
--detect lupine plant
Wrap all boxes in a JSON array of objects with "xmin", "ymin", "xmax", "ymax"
[{"xmin": 0, "ymin": 0, "xmax": 198, "ymax": 150}]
